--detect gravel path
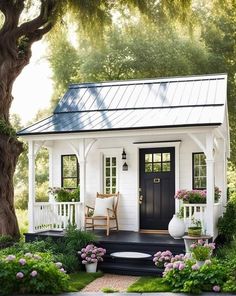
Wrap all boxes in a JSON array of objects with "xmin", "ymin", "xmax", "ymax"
[{"xmin": 81, "ymin": 274, "xmax": 140, "ymax": 292}]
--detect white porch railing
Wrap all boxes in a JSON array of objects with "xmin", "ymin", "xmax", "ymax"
[
  {"xmin": 33, "ymin": 202, "xmax": 83, "ymax": 232},
  {"xmin": 183, "ymin": 203, "xmax": 207, "ymax": 234},
  {"xmin": 183, "ymin": 202, "xmax": 222, "ymax": 238}
]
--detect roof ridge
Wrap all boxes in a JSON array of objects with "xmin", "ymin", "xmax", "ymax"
[{"xmin": 68, "ymin": 73, "xmax": 227, "ymax": 89}]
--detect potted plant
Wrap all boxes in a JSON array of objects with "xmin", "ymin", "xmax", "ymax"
[
  {"xmin": 48, "ymin": 187, "xmax": 80, "ymax": 202},
  {"xmin": 78, "ymin": 244, "xmax": 106, "ymax": 273},
  {"xmin": 175, "ymin": 187, "xmax": 221, "ymax": 204},
  {"xmin": 190, "ymin": 240, "xmax": 215, "ymax": 266},
  {"xmin": 188, "ymin": 218, "xmax": 202, "ymax": 237}
]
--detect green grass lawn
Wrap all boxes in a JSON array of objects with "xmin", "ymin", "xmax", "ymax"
[
  {"xmin": 127, "ymin": 276, "xmax": 171, "ymax": 293},
  {"xmin": 68, "ymin": 272, "xmax": 103, "ymax": 292}
]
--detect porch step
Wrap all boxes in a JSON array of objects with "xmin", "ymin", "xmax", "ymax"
[
  {"xmin": 95, "ymin": 231, "xmax": 185, "ymax": 276},
  {"xmin": 99, "ymin": 261, "xmax": 162, "ymax": 276}
]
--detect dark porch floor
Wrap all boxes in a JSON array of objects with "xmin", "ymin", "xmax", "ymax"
[{"xmin": 25, "ymin": 229, "xmax": 184, "ymax": 247}]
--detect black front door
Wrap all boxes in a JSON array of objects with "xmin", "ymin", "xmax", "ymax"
[{"xmin": 139, "ymin": 147, "xmax": 175, "ymax": 230}]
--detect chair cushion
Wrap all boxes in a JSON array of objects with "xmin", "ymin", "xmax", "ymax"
[{"xmin": 93, "ymin": 197, "xmax": 114, "ymax": 216}]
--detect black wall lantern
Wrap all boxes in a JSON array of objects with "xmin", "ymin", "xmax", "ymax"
[
  {"xmin": 122, "ymin": 162, "xmax": 128, "ymax": 171},
  {"xmin": 122, "ymin": 149, "xmax": 126, "ymax": 160},
  {"xmin": 122, "ymin": 148, "xmax": 128, "ymax": 171}
]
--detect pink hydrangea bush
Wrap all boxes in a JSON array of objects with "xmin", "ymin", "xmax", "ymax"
[
  {"xmin": 162, "ymin": 242, "xmax": 227, "ymax": 294},
  {"xmin": 78, "ymin": 244, "xmax": 106, "ymax": 264},
  {"xmin": 175, "ymin": 187, "xmax": 221, "ymax": 203},
  {"xmin": 190, "ymin": 240, "xmax": 215, "ymax": 261},
  {"xmin": 0, "ymin": 252, "xmax": 69, "ymax": 295}
]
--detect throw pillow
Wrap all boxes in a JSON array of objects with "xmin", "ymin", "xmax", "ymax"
[{"xmin": 93, "ymin": 197, "xmax": 114, "ymax": 216}]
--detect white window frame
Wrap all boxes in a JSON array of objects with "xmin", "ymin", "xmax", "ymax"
[{"xmin": 103, "ymin": 155, "xmax": 117, "ymax": 194}]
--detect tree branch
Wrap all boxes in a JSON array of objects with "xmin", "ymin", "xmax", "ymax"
[
  {"xmin": 0, "ymin": 0, "xmax": 24, "ymax": 35},
  {"xmin": 16, "ymin": 0, "xmax": 57, "ymax": 37}
]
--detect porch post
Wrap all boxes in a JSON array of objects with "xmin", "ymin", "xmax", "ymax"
[
  {"xmin": 28, "ymin": 140, "xmax": 36, "ymax": 233},
  {"xmin": 205, "ymin": 133, "xmax": 215, "ymax": 237},
  {"xmin": 79, "ymin": 139, "xmax": 86, "ymax": 229},
  {"xmin": 48, "ymin": 147, "xmax": 54, "ymax": 203}
]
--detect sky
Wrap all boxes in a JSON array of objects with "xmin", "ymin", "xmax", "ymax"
[{"xmin": 11, "ymin": 41, "xmax": 53, "ymax": 125}]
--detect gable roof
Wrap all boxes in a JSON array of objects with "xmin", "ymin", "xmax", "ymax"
[{"xmin": 18, "ymin": 74, "xmax": 227, "ymax": 136}]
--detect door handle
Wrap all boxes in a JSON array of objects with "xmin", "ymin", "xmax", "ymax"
[
  {"xmin": 154, "ymin": 178, "xmax": 160, "ymax": 184},
  {"xmin": 139, "ymin": 195, "xmax": 144, "ymax": 204}
]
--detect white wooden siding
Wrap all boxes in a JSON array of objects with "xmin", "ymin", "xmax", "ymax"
[{"xmin": 51, "ymin": 131, "xmax": 218, "ymax": 232}]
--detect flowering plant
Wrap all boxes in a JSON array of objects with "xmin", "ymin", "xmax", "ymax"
[
  {"xmin": 190, "ymin": 240, "xmax": 215, "ymax": 261},
  {"xmin": 78, "ymin": 244, "xmax": 106, "ymax": 264},
  {"xmin": 175, "ymin": 187, "xmax": 221, "ymax": 204},
  {"xmin": 0, "ymin": 252, "xmax": 69, "ymax": 295},
  {"xmin": 153, "ymin": 250, "xmax": 173, "ymax": 268}
]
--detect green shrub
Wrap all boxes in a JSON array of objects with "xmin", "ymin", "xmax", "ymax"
[
  {"xmin": 163, "ymin": 259, "xmax": 227, "ymax": 293},
  {"xmin": 0, "ymin": 235, "xmax": 16, "ymax": 249},
  {"xmin": 218, "ymin": 193, "xmax": 236, "ymax": 242},
  {"xmin": 0, "ymin": 252, "xmax": 69, "ymax": 295},
  {"xmin": 49, "ymin": 187, "xmax": 80, "ymax": 202}
]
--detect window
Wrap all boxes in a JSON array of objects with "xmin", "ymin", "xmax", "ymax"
[
  {"xmin": 61, "ymin": 155, "xmax": 79, "ymax": 188},
  {"xmin": 193, "ymin": 153, "xmax": 206, "ymax": 189},
  {"xmin": 104, "ymin": 156, "xmax": 117, "ymax": 194},
  {"xmin": 144, "ymin": 152, "xmax": 171, "ymax": 173}
]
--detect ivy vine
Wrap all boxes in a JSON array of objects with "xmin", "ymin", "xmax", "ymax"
[{"xmin": 0, "ymin": 119, "xmax": 16, "ymax": 137}]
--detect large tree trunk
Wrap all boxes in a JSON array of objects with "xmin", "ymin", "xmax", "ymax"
[
  {"xmin": 0, "ymin": 135, "xmax": 23, "ymax": 238},
  {"xmin": 0, "ymin": 0, "xmax": 57, "ymax": 238}
]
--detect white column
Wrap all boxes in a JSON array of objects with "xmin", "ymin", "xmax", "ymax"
[
  {"xmin": 79, "ymin": 139, "xmax": 86, "ymax": 229},
  {"xmin": 205, "ymin": 133, "xmax": 215, "ymax": 237},
  {"xmin": 28, "ymin": 140, "xmax": 36, "ymax": 233},
  {"xmin": 48, "ymin": 147, "xmax": 55, "ymax": 203}
]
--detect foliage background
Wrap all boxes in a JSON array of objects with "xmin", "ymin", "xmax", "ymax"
[{"xmin": 13, "ymin": 0, "xmax": 236, "ymax": 211}]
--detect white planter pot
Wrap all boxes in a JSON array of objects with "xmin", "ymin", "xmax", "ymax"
[
  {"xmin": 168, "ymin": 214, "xmax": 185, "ymax": 239},
  {"xmin": 85, "ymin": 262, "xmax": 98, "ymax": 273},
  {"xmin": 196, "ymin": 260, "xmax": 205, "ymax": 267}
]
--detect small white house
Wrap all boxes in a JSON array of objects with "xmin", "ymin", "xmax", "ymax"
[{"xmin": 18, "ymin": 74, "xmax": 229, "ymax": 240}]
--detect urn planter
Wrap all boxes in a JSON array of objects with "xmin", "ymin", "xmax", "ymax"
[{"xmin": 168, "ymin": 214, "xmax": 185, "ymax": 239}]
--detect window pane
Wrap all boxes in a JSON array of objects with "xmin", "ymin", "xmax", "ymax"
[
  {"xmin": 153, "ymin": 153, "xmax": 161, "ymax": 162},
  {"xmin": 200, "ymin": 177, "xmax": 206, "ymax": 188},
  {"xmin": 162, "ymin": 162, "xmax": 171, "ymax": 172},
  {"xmin": 194, "ymin": 177, "xmax": 200, "ymax": 189},
  {"xmin": 106, "ymin": 157, "xmax": 110, "ymax": 167},
  {"xmin": 199, "ymin": 166, "xmax": 206, "ymax": 176},
  {"xmin": 106, "ymin": 178, "xmax": 110, "ymax": 187},
  {"xmin": 199, "ymin": 153, "xmax": 206, "ymax": 164},
  {"xmin": 112, "ymin": 157, "xmax": 116, "ymax": 166},
  {"xmin": 112, "ymin": 167, "xmax": 116, "ymax": 177},
  {"xmin": 145, "ymin": 154, "xmax": 152, "ymax": 163},
  {"xmin": 62, "ymin": 155, "xmax": 78, "ymax": 188},
  {"xmin": 193, "ymin": 153, "xmax": 206, "ymax": 189},
  {"xmin": 145, "ymin": 163, "xmax": 152, "ymax": 172},
  {"xmin": 112, "ymin": 188, "xmax": 116, "ymax": 194},
  {"xmin": 104, "ymin": 155, "xmax": 117, "ymax": 194},
  {"xmin": 63, "ymin": 178, "xmax": 77, "ymax": 188},
  {"xmin": 162, "ymin": 153, "xmax": 170, "ymax": 161},
  {"xmin": 194, "ymin": 166, "xmax": 199, "ymax": 176},
  {"xmin": 153, "ymin": 163, "xmax": 161, "ymax": 172}
]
